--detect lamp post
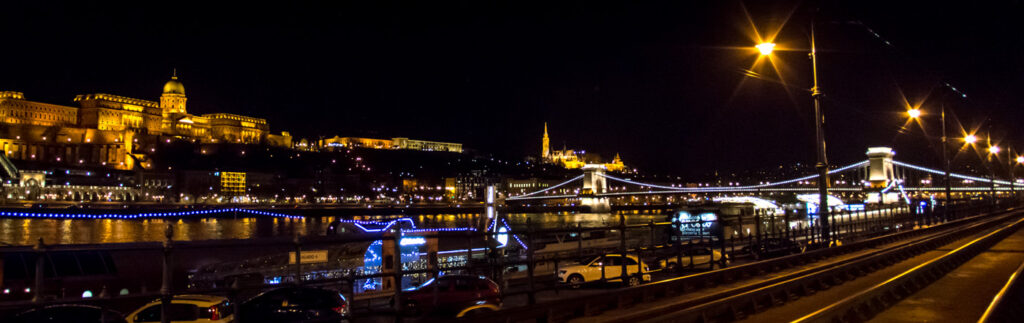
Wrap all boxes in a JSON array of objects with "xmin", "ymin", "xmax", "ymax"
[
  {"xmin": 907, "ymin": 106, "xmax": 952, "ymax": 209},
  {"xmin": 942, "ymin": 106, "xmax": 952, "ymax": 210},
  {"xmin": 987, "ymin": 141, "xmax": 999, "ymax": 202},
  {"xmin": 757, "ymin": 23, "xmax": 831, "ymax": 245}
]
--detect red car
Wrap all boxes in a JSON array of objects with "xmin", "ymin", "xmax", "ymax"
[{"xmin": 393, "ymin": 274, "xmax": 501, "ymax": 318}]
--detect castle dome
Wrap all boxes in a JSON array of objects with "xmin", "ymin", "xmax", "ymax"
[{"xmin": 162, "ymin": 70, "xmax": 185, "ymax": 95}]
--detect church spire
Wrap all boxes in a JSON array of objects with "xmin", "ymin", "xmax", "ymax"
[{"xmin": 541, "ymin": 122, "xmax": 550, "ymax": 159}]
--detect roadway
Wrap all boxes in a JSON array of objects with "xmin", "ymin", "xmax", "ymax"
[{"xmin": 571, "ymin": 210, "xmax": 1024, "ymax": 323}]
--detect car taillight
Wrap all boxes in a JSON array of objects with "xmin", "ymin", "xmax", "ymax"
[
  {"xmin": 333, "ymin": 304, "xmax": 348, "ymax": 315},
  {"xmin": 209, "ymin": 305, "xmax": 220, "ymax": 320}
]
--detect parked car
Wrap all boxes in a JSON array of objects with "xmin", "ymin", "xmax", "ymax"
[
  {"xmin": 126, "ymin": 294, "xmax": 233, "ymax": 323},
  {"xmin": 658, "ymin": 246, "xmax": 729, "ymax": 270},
  {"xmin": 239, "ymin": 286, "xmax": 348, "ymax": 322},
  {"xmin": 392, "ymin": 274, "xmax": 501, "ymax": 318},
  {"xmin": 740, "ymin": 238, "xmax": 806, "ymax": 260},
  {"xmin": 7, "ymin": 304, "xmax": 126, "ymax": 323},
  {"xmin": 558, "ymin": 254, "xmax": 652, "ymax": 288}
]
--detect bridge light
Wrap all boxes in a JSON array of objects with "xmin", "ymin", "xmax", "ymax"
[
  {"xmin": 907, "ymin": 108, "xmax": 921, "ymax": 119},
  {"xmin": 989, "ymin": 145, "xmax": 1001, "ymax": 154},
  {"xmin": 1016, "ymin": 156, "xmax": 1024, "ymax": 164}
]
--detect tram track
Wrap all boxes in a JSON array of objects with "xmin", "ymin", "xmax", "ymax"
[
  {"xmin": 465, "ymin": 207, "xmax": 1021, "ymax": 322},
  {"xmin": 559, "ymin": 209, "xmax": 1024, "ymax": 323}
]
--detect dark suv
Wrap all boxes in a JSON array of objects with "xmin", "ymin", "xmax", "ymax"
[
  {"xmin": 740, "ymin": 238, "xmax": 806, "ymax": 260},
  {"xmin": 240, "ymin": 286, "xmax": 349, "ymax": 322},
  {"xmin": 394, "ymin": 274, "xmax": 501, "ymax": 318}
]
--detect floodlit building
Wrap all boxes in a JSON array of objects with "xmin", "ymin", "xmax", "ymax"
[
  {"xmin": 0, "ymin": 72, "xmax": 292, "ymax": 170},
  {"xmin": 319, "ymin": 136, "xmax": 462, "ymax": 153},
  {"xmin": 540, "ymin": 122, "xmax": 626, "ymax": 172}
]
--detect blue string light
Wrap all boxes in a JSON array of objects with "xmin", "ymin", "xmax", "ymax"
[{"xmin": 0, "ymin": 208, "xmax": 304, "ymax": 220}]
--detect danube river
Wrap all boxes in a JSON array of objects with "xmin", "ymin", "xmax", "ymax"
[{"xmin": 0, "ymin": 211, "xmax": 670, "ymax": 246}]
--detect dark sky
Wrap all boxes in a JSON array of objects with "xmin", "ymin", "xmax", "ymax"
[{"xmin": 2, "ymin": 1, "xmax": 1023, "ymax": 178}]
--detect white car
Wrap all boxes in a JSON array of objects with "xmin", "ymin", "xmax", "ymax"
[
  {"xmin": 557, "ymin": 254, "xmax": 652, "ymax": 288},
  {"xmin": 659, "ymin": 247, "xmax": 729, "ymax": 270},
  {"xmin": 127, "ymin": 294, "xmax": 233, "ymax": 323}
]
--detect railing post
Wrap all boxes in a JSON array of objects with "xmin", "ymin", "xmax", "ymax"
[
  {"xmin": 526, "ymin": 218, "xmax": 536, "ymax": 305},
  {"xmin": 160, "ymin": 223, "xmax": 173, "ymax": 323},
  {"xmin": 619, "ymin": 214, "xmax": 627, "ymax": 282},
  {"xmin": 293, "ymin": 232, "xmax": 303, "ymax": 285},
  {"xmin": 577, "ymin": 223, "xmax": 583, "ymax": 257},
  {"xmin": 392, "ymin": 226, "xmax": 404, "ymax": 322},
  {"xmin": 32, "ymin": 238, "xmax": 45, "ymax": 304},
  {"xmin": 784, "ymin": 209, "xmax": 791, "ymax": 240},
  {"xmin": 673, "ymin": 219, "xmax": 682, "ymax": 273},
  {"xmin": 754, "ymin": 211, "xmax": 762, "ymax": 247},
  {"xmin": 465, "ymin": 230, "xmax": 473, "ymax": 275},
  {"xmin": 687, "ymin": 239, "xmax": 694, "ymax": 269},
  {"xmin": 648, "ymin": 220, "xmax": 656, "ymax": 251}
]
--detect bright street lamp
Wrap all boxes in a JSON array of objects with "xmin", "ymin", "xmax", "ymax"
[
  {"xmin": 965, "ymin": 134, "xmax": 979, "ymax": 144},
  {"xmin": 1016, "ymin": 156, "xmax": 1024, "ymax": 164},
  {"xmin": 907, "ymin": 108, "xmax": 921, "ymax": 119},
  {"xmin": 989, "ymin": 145, "xmax": 1001, "ymax": 154},
  {"xmin": 753, "ymin": 23, "xmax": 831, "ymax": 245},
  {"xmin": 756, "ymin": 42, "xmax": 776, "ymax": 56}
]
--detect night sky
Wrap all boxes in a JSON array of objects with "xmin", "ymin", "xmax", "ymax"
[{"xmin": 2, "ymin": 1, "xmax": 1023, "ymax": 178}]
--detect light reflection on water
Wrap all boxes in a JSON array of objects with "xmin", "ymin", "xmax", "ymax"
[{"xmin": 0, "ymin": 211, "xmax": 669, "ymax": 246}]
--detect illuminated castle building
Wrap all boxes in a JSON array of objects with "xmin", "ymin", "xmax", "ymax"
[
  {"xmin": 540, "ymin": 122, "xmax": 626, "ymax": 172},
  {"xmin": 0, "ymin": 71, "xmax": 292, "ymax": 170},
  {"xmin": 319, "ymin": 136, "xmax": 463, "ymax": 153}
]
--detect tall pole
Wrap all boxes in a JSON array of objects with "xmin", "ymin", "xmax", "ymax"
[
  {"xmin": 987, "ymin": 129, "xmax": 996, "ymax": 203},
  {"xmin": 942, "ymin": 105, "xmax": 952, "ymax": 207},
  {"xmin": 811, "ymin": 22, "xmax": 831, "ymax": 245},
  {"xmin": 1009, "ymin": 144, "xmax": 1015, "ymax": 195}
]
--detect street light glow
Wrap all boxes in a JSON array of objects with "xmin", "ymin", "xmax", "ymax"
[
  {"xmin": 1016, "ymin": 156, "xmax": 1023, "ymax": 164},
  {"xmin": 989, "ymin": 145, "xmax": 1001, "ymax": 154},
  {"xmin": 756, "ymin": 42, "xmax": 776, "ymax": 56},
  {"xmin": 964, "ymin": 134, "xmax": 979, "ymax": 144},
  {"xmin": 907, "ymin": 108, "xmax": 921, "ymax": 119}
]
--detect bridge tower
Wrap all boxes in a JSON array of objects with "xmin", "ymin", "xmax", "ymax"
[
  {"xmin": 581, "ymin": 164, "xmax": 610, "ymax": 212},
  {"xmin": 866, "ymin": 147, "xmax": 896, "ymax": 189},
  {"xmin": 582, "ymin": 164, "xmax": 608, "ymax": 194}
]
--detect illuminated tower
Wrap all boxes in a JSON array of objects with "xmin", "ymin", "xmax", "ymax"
[
  {"xmin": 160, "ymin": 69, "xmax": 187, "ymax": 115},
  {"xmin": 542, "ymin": 122, "xmax": 550, "ymax": 159}
]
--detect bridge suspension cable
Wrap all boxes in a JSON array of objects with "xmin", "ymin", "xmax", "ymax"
[
  {"xmin": 598, "ymin": 160, "xmax": 869, "ymax": 193},
  {"xmin": 505, "ymin": 175, "xmax": 584, "ymax": 200},
  {"xmin": 892, "ymin": 161, "xmax": 1015, "ymax": 186}
]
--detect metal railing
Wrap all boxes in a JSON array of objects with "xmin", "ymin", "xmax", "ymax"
[{"xmin": 0, "ymin": 197, "xmax": 1008, "ymax": 322}]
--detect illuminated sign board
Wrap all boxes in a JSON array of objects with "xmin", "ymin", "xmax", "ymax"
[
  {"xmin": 289, "ymin": 250, "xmax": 328, "ymax": 264},
  {"xmin": 675, "ymin": 210, "xmax": 722, "ymax": 240}
]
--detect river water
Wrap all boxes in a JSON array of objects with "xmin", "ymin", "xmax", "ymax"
[{"xmin": 0, "ymin": 210, "xmax": 670, "ymax": 246}]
